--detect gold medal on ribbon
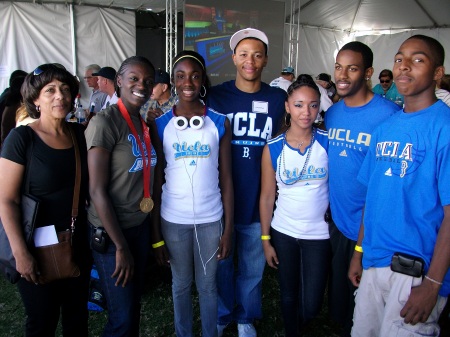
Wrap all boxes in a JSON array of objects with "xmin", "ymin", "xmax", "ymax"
[{"xmin": 140, "ymin": 197, "xmax": 154, "ymax": 213}]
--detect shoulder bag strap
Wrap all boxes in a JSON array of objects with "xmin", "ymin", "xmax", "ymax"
[
  {"xmin": 68, "ymin": 125, "xmax": 81, "ymax": 234},
  {"xmin": 23, "ymin": 126, "xmax": 35, "ymax": 194}
]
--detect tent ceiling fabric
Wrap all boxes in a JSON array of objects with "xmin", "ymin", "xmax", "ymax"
[
  {"xmin": 0, "ymin": 0, "xmax": 184, "ymax": 12},
  {"xmin": 3, "ymin": 0, "xmax": 450, "ymax": 33},
  {"xmin": 3, "ymin": 0, "xmax": 450, "ymax": 35},
  {"xmin": 289, "ymin": 0, "xmax": 450, "ymax": 33}
]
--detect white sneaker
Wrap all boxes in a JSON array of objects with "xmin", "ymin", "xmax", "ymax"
[
  {"xmin": 217, "ymin": 324, "xmax": 228, "ymax": 337},
  {"xmin": 238, "ymin": 323, "xmax": 257, "ymax": 337}
]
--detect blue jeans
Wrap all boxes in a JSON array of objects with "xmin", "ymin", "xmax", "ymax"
[
  {"xmin": 217, "ymin": 222, "xmax": 266, "ymax": 325},
  {"xmin": 271, "ymin": 228, "xmax": 331, "ymax": 337},
  {"xmin": 162, "ymin": 218, "xmax": 222, "ymax": 337},
  {"xmin": 91, "ymin": 220, "xmax": 150, "ymax": 337}
]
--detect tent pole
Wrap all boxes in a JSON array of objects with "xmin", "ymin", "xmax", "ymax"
[
  {"xmin": 69, "ymin": 4, "xmax": 77, "ymax": 76},
  {"xmin": 295, "ymin": 0, "xmax": 300, "ymax": 75},
  {"xmin": 287, "ymin": 0, "xmax": 301, "ymax": 73}
]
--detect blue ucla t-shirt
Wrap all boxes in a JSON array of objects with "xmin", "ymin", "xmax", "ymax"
[
  {"xmin": 358, "ymin": 100, "xmax": 450, "ymax": 296},
  {"xmin": 325, "ymin": 94, "xmax": 400, "ymax": 240}
]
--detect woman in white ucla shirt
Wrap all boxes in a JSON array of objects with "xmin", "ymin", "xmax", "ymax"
[
  {"xmin": 260, "ymin": 75, "xmax": 331, "ymax": 337},
  {"xmin": 152, "ymin": 50, "xmax": 233, "ymax": 337}
]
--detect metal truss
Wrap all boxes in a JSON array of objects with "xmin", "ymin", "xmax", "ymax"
[{"xmin": 165, "ymin": 0, "xmax": 178, "ymax": 72}]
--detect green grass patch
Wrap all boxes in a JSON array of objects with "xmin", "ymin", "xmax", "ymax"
[{"xmin": 0, "ymin": 264, "xmax": 342, "ymax": 336}]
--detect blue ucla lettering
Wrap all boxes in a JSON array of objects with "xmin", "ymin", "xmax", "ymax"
[
  {"xmin": 283, "ymin": 165, "xmax": 328, "ymax": 183},
  {"xmin": 228, "ymin": 112, "xmax": 273, "ymax": 141},
  {"xmin": 127, "ymin": 134, "xmax": 150, "ymax": 173},
  {"xmin": 128, "ymin": 134, "xmax": 148, "ymax": 157},
  {"xmin": 172, "ymin": 141, "xmax": 211, "ymax": 159},
  {"xmin": 307, "ymin": 165, "xmax": 326, "ymax": 175}
]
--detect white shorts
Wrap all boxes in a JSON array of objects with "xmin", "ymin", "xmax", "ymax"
[{"xmin": 351, "ymin": 267, "xmax": 447, "ymax": 337}]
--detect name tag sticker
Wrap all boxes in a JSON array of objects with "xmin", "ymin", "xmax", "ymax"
[{"xmin": 252, "ymin": 101, "xmax": 268, "ymax": 114}]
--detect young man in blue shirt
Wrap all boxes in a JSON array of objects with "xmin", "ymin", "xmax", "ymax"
[
  {"xmin": 325, "ymin": 41, "xmax": 400, "ymax": 336},
  {"xmin": 349, "ymin": 34, "xmax": 450, "ymax": 337}
]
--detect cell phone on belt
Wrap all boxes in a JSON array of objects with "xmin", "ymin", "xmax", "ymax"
[
  {"xmin": 390, "ymin": 252, "xmax": 424, "ymax": 278},
  {"xmin": 91, "ymin": 227, "xmax": 109, "ymax": 253}
]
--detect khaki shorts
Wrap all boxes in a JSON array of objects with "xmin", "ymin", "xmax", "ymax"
[{"xmin": 352, "ymin": 267, "xmax": 447, "ymax": 337}]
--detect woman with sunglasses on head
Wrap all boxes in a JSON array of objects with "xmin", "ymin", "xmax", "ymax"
[
  {"xmin": 0, "ymin": 64, "xmax": 91, "ymax": 336},
  {"xmin": 151, "ymin": 50, "xmax": 233, "ymax": 337},
  {"xmin": 260, "ymin": 75, "xmax": 331, "ymax": 337},
  {"xmin": 85, "ymin": 56, "xmax": 156, "ymax": 336}
]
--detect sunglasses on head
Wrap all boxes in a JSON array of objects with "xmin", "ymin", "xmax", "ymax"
[
  {"xmin": 380, "ymin": 79, "xmax": 391, "ymax": 84},
  {"xmin": 33, "ymin": 63, "xmax": 66, "ymax": 76}
]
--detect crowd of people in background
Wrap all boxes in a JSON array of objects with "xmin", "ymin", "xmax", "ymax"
[{"xmin": 0, "ymin": 27, "xmax": 449, "ymax": 337}]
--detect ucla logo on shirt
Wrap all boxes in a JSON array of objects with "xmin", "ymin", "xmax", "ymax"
[
  {"xmin": 375, "ymin": 137, "xmax": 425, "ymax": 178},
  {"xmin": 328, "ymin": 128, "xmax": 371, "ymax": 151},
  {"xmin": 128, "ymin": 134, "xmax": 152, "ymax": 172},
  {"xmin": 283, "ymin": 165, "xmax": 328, "ymax": 183},
  {"xmin": 173, "ymin": 141, "xmax": 211, "ymax": 159}
]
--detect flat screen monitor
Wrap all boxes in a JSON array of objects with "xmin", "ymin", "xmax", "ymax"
[{"xmin": 184, "ymin": 0, "xmax": 285, "ymax": 85}]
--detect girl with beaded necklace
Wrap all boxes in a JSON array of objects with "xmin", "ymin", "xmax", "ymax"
[
  {"xmin": 259, "ymin": 75, "xmax": 331, "ymax": 336},
  {"xmin": 151, "ymin": 50, "xmax": 233, "ymax": 337}
]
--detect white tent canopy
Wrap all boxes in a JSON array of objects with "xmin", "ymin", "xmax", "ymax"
[
  {"xmin": 1, "ymin": 0, "xmax": 449, "ymax": 105},
  {"xmin": 283, "ymin": 0, "xmax": 450, "ymax": 81}
]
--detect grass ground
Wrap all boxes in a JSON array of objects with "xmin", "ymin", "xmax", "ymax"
[
  {"xmin": 0, "ymin": 263, "xmax": 342, "ymax": 337},
  {"xmin": 1, "ymin": 264, "xmax": 448, "ymax": 336}
]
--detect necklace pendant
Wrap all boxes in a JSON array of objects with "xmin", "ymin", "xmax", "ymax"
[{"xmin": 140, "ymin": 197, "xmax": 154, "ymax": 213}]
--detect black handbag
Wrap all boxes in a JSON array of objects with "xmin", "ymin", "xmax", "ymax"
[
  {"xmin": 0, "ymin": 127, "xmax": 40, "ymax": 284},
  {"xmin": 0, "ymin": 194, "xmax": 40, "ymax": 283}
]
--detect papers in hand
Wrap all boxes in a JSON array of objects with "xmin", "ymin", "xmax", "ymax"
[{"xmin": 33, "ymin": 225, "xmax": 58, "ymax": 247}]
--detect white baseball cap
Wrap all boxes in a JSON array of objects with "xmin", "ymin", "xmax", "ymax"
[{"xmin": 229, "ymin": 28, "xmax": 269, "ymax": 52}]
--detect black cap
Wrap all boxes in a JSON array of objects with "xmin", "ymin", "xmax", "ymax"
[
  {"xmin": 92, "ymin": 67, "xmax": 116, "ymax": 81},
  {"xmin": 155, "ymin": 69, "xmax": 170, "ymax": 84}
]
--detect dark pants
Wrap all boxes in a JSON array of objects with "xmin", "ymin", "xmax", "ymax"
[
  {"xmin": 17, "ymin": 268, "xmax": 90, "ymax": 337},
  {"xmin": 328, "ymin": 220, "xmax": 357, "ymax": 337},
  {"xmin": 91, "ymin": 219, "xmax": 150, "ymax": 337},
  {"xmin": 272, "ymin": 228, "xmax": 331, "ymax": 337}
]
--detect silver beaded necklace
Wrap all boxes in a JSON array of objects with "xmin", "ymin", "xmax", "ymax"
[{"xmin": 278, "ymin": 128, "xmax": 316, "ymax": 185}]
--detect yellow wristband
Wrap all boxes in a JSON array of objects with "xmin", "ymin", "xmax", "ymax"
[
  {"xmin": 152, "ymin": 240, "xmax": 165, "ymax": 249},
  {"xmin": 354, "ymin": 245, "xmax": 363, "ymax": 253},
  {"xmin": 261, "ymin": 235, "xmax": 271, "ymax": 240}
]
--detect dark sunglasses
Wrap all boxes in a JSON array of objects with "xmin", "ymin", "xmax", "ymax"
[
  {"xmin": 33, "ymin": 63, "xmax": 66, "ymax": 76},
  {"xmin": 380, "ymin": 79, "xmax": 391, "ymax": 84}
]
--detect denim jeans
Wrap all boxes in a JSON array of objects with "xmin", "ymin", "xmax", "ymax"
[
  {"xmin": 161, "ymin": 218, "xmax": 222, "ymax": 337},
  {"xmin": 91, "ymin": 220, "xmax": 150, "ymax": 337},
  {"xmin": 271, "ymin": 228, "xmax": 331, "ymax": 337},
  {"xmin": 217, "ymin": 222, "xmax": 266, "ymax": 325}
]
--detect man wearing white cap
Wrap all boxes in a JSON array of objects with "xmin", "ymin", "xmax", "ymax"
[
  {"xmin": 208, "ymin": 28, "xmax": 286, "ymax": 337},
  {"xmin": 269, "ymin": 66, "xmax": 295, "ymax": 92}
]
